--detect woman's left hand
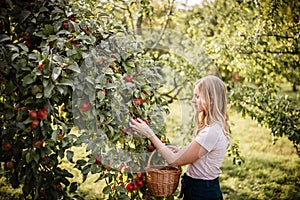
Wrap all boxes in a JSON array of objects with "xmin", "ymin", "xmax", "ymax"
[{"xmin": 129, "ymin": 118, "xmax": 155, "ymax": 138}]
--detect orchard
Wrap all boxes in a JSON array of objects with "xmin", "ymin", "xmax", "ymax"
[{"xmin": 1, "ymin": 0, "xmax": 299, "ymax": 199}]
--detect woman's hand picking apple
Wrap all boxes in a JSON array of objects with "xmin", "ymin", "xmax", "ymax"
[{"xmin": 129, "ymin": 118, "xmax": 155, "ymax": 138}]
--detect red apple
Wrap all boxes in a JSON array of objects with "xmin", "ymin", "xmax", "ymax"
[
  {"xmin": 137, "ymin": 179, "xmax": 144, "ymax": 187},
  {"xmin": 37, "ymin": 63, "xmax": 45, "ymax": 70},
  {"xmin": 98, "ymin": 57, "xmax": 104, "ymax": 64},
  {"xmin": 39, "ymin": 188, "xmax": 46, "ymax": 197},
  {"xmin": 95, "ymin": 154, "xmax": 101, "ymax": 165},
  {"xmin": 147, "ymin": 144, "xmax": 155, "ymax": 152},
  {"xmin": 43, "ymin": 156, "xmax": 49, "ymax": 163},
  {"xmin": 235, "ymin": 73, "xmax": 241, "ymax": 81},
  {"xmin": 57, "ymin": 133, "xmax": 63, "ymax": 140},
  {"xmin": 124, "ymin": 75, "xmax": 133, "ymax": 82},
  {"xmin": 80, "ymin": 102, "xmax": 90, "ymax": 112},
  {"xmin": 24, "ymin": 40, "xmax": 33, "ymax": 50},
  {"xmin": 125, "ymin": 182, "xmax": 134, "ymax": 192},
  {"xmin": 56, "ymin": 183, "xmax": 62, "ymax": 190},
  {"xmin": 69, "ymin": 16, "xmax": 76, "ymax": 22},
  {"xmin": 38, "ymin": 108, "xmax": 47, "ymax": 120},
  {"xmin": 34, "ymin": 140, "xmax": 44, "ymax": 148},
  {"xmin": 4, "ymin": 161, "xmax": 14, "ymax": 170},
  {"xmin": 43, "ymin": 156, "xmax": 51, "ymax": 168},
  {"xmin": 29, "ymin": 110, "xmax": 37, "ymax": 120},
  {"xmin": 62, "ymin": 21, "xmax": 69, "ymax": 30},
  {"xmin": 2, "ymin": 142, "xmax": 12, "ymax": 151},
  {"xmin": 133, "ymin": 182, "xmax": 139, "ymax": 190},
  {"xmin": 134, "ymin": 98, "xmax": 146, "ymax": 105},
  {"xmin": 136, "ymin": 172, "xmax": 143, "ymax": 180},
  {"xmin": 31, "ymin": 120, "xmax": 39, "ymax": 129}
]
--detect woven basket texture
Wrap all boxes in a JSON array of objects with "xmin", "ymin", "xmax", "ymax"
[{"xmin": 146, "ymin": 146, "xmax": 182, "ymax": 197}]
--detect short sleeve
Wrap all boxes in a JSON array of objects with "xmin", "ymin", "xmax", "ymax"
[{"xmin": 195, "ymin": 126, "xmax": 220, "ymax": 152}]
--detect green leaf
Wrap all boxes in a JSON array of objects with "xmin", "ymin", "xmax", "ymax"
[
  {"xmin": 53, "ymin": 54, "xmax": 63, "ymax": 63},
  {"xmin": 118, "ymin": 194, "xmax": 130, "ymax": 200},
  {"xmin": 33, "ymin": 152, "xmax": 39, "ymax": 163},
  {"xmin": 76, "ymin": 159, "xmax": 87, "ymax": 167},
  {"xmin": 102, "ymin": 185, "xmax": 112, "ymax": 194},
  {"xmin": 115, "ymin": 186, "xmax": 126, "ymax": 193},
  {"xmin": 58, "ymin": 78, "xmax": 74, "ymax": 88},
  {"xmin": 52, "ymin": 131, "xmax": 58, "ymax": 141},
  {"xmin": 44, "ymin": 82, "xmax": 54, "ymax": 98},
  {"xmin": 82, "ymin": 165, "xmax": 91, "ymax": 176},
  {"xmin": 26, "ymin": 152, "xmax": 32, "ymax": 163},
  {"xmin": 36, "ymin": 93, "xmax": 43, "ymax": 98},
  {"xmin": 0, "ymin": 34, "xmax": 10, "ymax": 43},
  {"xmin": 102, "ymin": 67, "xmax": 114, "ymax": 75},
  {"xmin": 39, "ymin": 6, "xmax": 48, "ymax": 13},
  {"xmin": 69, "ymin": 182, "xmax": 78, "ymax": 193},
  {"xmin": 11, "ymin": 53, "xmax": 19, "ymax": 62},
  {"xmin": 20, "ymin": 10, "xmax": 31, "ymax": 23},
  {"xmin": 52, "ymin": 67, "xmax": 62, "ymax": 81},
  {"xmin": 22, "ymin": 73, "xmax": 36, "ymax": 86},
  {"xmin": 18, "ymin": 43, "xmax": 29, "ymax": 52},
  {"xmin": 126, "ymin": 61, "xmax": 135, "ymax": 68},
  {"xmin": 66, "ymin": 150, "xmax": 74, "ymax": 163},
  {"xmin": 68, "ymin": 65, "xmax": 81, "ymax": 73},
  {"xmin": 6, "ymin": 44, "xmax": 19, "ymax": 52},
  {"xmin": 44, "ymin": 24, "xmax": 54, "ymax": 36}
]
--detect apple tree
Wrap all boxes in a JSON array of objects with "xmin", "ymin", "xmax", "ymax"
[{"xmin": 0, "ymin": 0, "xmax": 170, "ymax": 199}]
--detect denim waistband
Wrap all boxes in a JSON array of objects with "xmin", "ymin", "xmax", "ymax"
[{"xmin": 183, "ymin": 173, "xmax": 219, "ymax": 183}]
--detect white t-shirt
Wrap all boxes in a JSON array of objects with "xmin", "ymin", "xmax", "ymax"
[{"xmin": 186, "ymin": 123, "xmax": 228, "ymax": 180}]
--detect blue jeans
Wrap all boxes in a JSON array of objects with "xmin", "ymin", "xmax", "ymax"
[{"xmin": 179, "ymin": 173, "xmax": 223, "ymax": 200}]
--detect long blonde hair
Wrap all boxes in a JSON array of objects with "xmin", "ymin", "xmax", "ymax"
[{"xmin": 193, "ymin": 75, "xmax": 231, "ymax": 143}]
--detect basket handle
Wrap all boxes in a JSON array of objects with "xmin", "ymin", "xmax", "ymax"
[{"xmin": 147, "ymin": 145, "xmax": 179, "ymax": 168}]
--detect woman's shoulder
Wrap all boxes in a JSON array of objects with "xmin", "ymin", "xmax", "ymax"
[
  {"xmin": 202, "ymin": 123, "xmax": 222, "ymax": 133},
  {"xmin": 196, "ymin": 123, "xmax": 223, "ymax": 137}
]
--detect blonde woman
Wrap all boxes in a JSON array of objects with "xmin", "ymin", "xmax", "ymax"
[{"xmin": 130, "ymin": 75, "xmax": 230, "ymax": 200}]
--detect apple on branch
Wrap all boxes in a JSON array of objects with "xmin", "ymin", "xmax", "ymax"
[
  {"xmin": 4, "ymin": 161, "xmax": 14, "ymax": 171},
  {"xmin": 38, "ymin": 108, "xmax": 47, "ymax": 120},
  {"xmin": 31, "ymin": 120, "xmax": 39, "ymax": 129},
  {"xmin": 133, "ymin": 98, "xmax": 146, "ymax": 105},
  {"xmin": 2, "ymin": 142, "xmax": 12, "ymax": 151},
  {"xmin": 124, "ymin": 75, "xmax": 133, "ymax": 82},
  {"xmin": 29, "ymin": 110, "xmax": 38, "ymax": 120},
  {"xmin": 80, "ymin": 102, "xmax": 90, "ymax": 112}
]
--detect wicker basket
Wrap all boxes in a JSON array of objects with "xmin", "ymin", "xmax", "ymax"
[{"xmin": 146, "ymin": 146, "xmax": 182, "ymax": 197}]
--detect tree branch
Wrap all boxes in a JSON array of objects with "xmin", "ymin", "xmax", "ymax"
[
  {"xmin": 160, "ymin": 78, "xmax": 188, "ymax": 103},
  {"xmin": 149, "ymin": 0, "xmax": 175, "ymax": 52},
  {"xmin": 118, "ymin": 0, "xmax": 135, "ymax": 34}
]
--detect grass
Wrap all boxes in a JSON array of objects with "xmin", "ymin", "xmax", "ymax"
[
  {"xmin": 1, "ymin": 100, "xmax": 299, "ymax": 199},
  {"xmin": 220, "ymin": 110, "xmax": 300, "ymax": 200}
]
